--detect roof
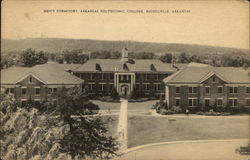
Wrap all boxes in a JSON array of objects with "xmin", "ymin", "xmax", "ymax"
[
  {"xmin": 1, "ymin": 63, "xmax": 84, "ymax": 85},
  {"xmin": 164, "ymin": 65, "xmax": 250, "ymax": 84},
  {"xmin": 73, "ymin": 59, "xmax": 188, "ymax": 72}
]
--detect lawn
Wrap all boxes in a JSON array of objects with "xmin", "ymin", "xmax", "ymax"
[
  {"xmin": 91, "ymin": 100, "xmax": 158, "ymax": 111},
  {"xmin": 128, "ymin": 100, "xmax": 158, "ymax": 110},
  {"xmin": 127, "ymin": 116, "xmax": 249, "ymax": 148},
  {"xmin": 90, "ymin": 100, "xmax": 120, "ymax": 110},
  {"xmin": 103, "ymin": 115, "xmax": 249, "ymax": 148}
]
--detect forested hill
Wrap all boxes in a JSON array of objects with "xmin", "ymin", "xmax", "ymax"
[{"xmin": 1, "ymin": 38, "xmax": 248, "ymax": 55}]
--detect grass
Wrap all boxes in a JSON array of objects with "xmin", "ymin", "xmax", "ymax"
[
  {"xmin": 127, "ymin": 116, "xmax": 249, "ymax": 148},
  {"xmin": 128, "ymin": 100, "xmax": 158, "ymax": 110},
  {"xmin": 104, "ymin": 115, "xmax": 249, "ymax": 148},
  {"xmin": 92, "ymin": 100, "xmax": 158, "ymax": 111},
  {"xmin": 91, "ymin": 100, "xmax": 120, "ymax": 110}
]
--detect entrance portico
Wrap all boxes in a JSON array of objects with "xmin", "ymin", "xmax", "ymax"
[{"xmin": 114, "ymin": 72, "xmax": 135, "ymax": 96}]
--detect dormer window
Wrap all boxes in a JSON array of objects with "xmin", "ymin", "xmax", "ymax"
[
  {"xmin": 123, "ymin": 63, "xmax": 129, "ymax": 70},
  {"xmin": 212, "ymin": 76, "xmax": 216, "ymax": 82},
  {"xmin": 29, "ymin": 76, "xmax": 33, "ymax": 83},
  {"xmin": 150, "ymin": 64, "xmax": 156, "ymax": 71},
  {"xmin": 96, "ymin": 63, "xmax": 101, "ymax": 71}
]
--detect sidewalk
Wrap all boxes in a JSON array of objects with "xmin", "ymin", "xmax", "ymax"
[{"xmin": 116, "ymin": 139, "xmax": 249, "ymax": 160}]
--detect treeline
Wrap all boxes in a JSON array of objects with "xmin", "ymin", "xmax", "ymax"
[
  {"xmin": 1, "ymin": 48, "xmax": 249, "ymax": 69},
  {"xmin": 160, "ymin": 52, "xmax": 250, "ymax": 68}
]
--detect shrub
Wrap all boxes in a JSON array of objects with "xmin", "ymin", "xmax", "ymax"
[
  {"xmin": 110, "ymin": 88, "xmax": 120, "ymax": 100},
  {"xmin": 160, "ymin": 109, "xmax": 174, "ymax": 115}
]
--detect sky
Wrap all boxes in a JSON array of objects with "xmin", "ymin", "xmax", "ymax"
[{"xmin": 1, "ymin": 0, "xmax": 249, "ymax": 49}]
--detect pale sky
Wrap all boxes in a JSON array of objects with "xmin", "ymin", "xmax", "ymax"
[{"xmin": 1, "ymin": 0, "xmax": 249, "ymax": 49}]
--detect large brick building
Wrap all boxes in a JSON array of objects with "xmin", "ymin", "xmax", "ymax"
[
  {"xmin": 71, "ymin": 48, "xmax": 186, "ymax": 98},
  {"xmin": 164, "ymin": 64, "xmax": 250, "ymax": 110},
  {"xmin": 1, "ymin": 63, "xmax": 84, "ymax": 106}
]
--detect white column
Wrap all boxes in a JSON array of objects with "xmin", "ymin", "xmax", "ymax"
[{"xmin": 130, "ymin": 74, "xmax": 133, "ymax": 92}]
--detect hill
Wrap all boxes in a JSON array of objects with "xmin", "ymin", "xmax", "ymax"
[{"xmin": 1, "ymin": 38, "xmax": 248, "ymax": 55}]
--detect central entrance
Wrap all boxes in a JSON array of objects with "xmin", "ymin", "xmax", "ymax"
[
  {"xmin": 114, "ymin": 72, "xmax": 135, "ymax": 97},
  {"xmin": 121, "ymin": 84, "xmax": 130, "ymax": 96}
]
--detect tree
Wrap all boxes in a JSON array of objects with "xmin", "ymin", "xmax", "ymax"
[
  {"xmin": 110, "ymin": 88, "xmax": 120, "ymax": 100},
  {"xmin": 63, "ymin": 49, "xmax": 89, "ymax": 64},
  {"xmin": 20, "ymin": 48, "xmax": 48, "ymax": 67},
  {"xmin": 178, "ymin": 52, "xmax": 190, "ymax": 63},
  {"xmin": 54, "ymin": 87, "xmax": 119, "ymax": 159},
  {"xmin": 160, "ymin": 53, "xmax": 172, "ymax": 63}
]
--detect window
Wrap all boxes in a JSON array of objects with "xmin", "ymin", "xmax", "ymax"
[
  {"xmin": 246, "ymin": 99, "xmax": 250, "ymax": 106},
  {"xmin": 205, "ymin": 86, "xmax": 210, "ymax": 94},
  {"xmin": 229, "ymin": 87, "xmax": 238, "ymax": 94},
  {"xmin": 146, "ymin": 74, "xmax": 150, "ymax": 80},
  {"xmin": 99, "ymin": 84, "xmax": 106, "ymax": 91},
  {"xmin": 136, "ymin": 74, "xmax": 141, "ymax": 80},
  {"xmin": 154, "ymin": 74, "xmax": 159, "ymax": 80},
  {"xmin": 29, "ymin": 76, "xmax": 33, "ymax": 83},
  {"xmin": 10, "ymin": 88, "xmax": 14, "ymax": 94},
  {"xmin": 53, "ymin": 88, "xmax": 57, "ymax": 93},
  {"xmin": 218, "ymin": 86, "xmax": 223, "ymax": 93},
  {"xmin": 21, "ymin": 99, "xmax": 27, "ymax": 107},
  {"xmin": 143, "ymin": 84, "xmax": 150, "ymax": 91},
  {"xmin": 34, "ymin": 99, "xmax": 40, "ymax": 105},
  {"xmin": 99, "ymin": 74, "xmax": 103, "ymax": 80},
  {"xmin": 189, "ymin": 87, "xmax": 197, "ymax": 94},
  {"xmin": 176, "ymin": 87, "xmax": 180, "ymax": 94},
  {"xmin": 175, "ymin": 98, "xmax": 180, "ymax": 106},
  {"xmin": 188, "ymin": 98, "xmax": 197, "ymax": 107},
  {"xmin": 90, "ymin": 73, "xmax": 95, "ymax": 80},
  {"xmin": 217, "ymin": 99, "xmax": 223, "ymax": 106},
  {"xmin": 228, "ymin": 98, "xmax": 238, "ymax": 106},
  {"xmin": 110, "ymin": 84, "xmax": 114, "ymax": 90},
  {"xmin": 246, "ymin": 87, "xmax": 250, "ymax": 93},
  {"xmin": 154, "ymin": 84, "xmax": 161, "ymax": 91},
  {"xmin": 21, "ymin": 87, "xmax": 27, "ymax": 95},
  {"xmin": 35, "ymin": 87, "xmax": 40, "ymax": 95},
  {"xmin": 110, "ymin": 74, "xmax": 114, "ymax": 80},
  {"xmin": 6, "ymin": 88, "xmax": 14, "ymax": 94},
  {"xmin": 136, "ymin": 84, "xmax": 140, "ymax": 90},
  {"xmin": 88, "ymin": 84, "xmax": 93, "ymax": 91},
  {"xmin": 212, "ymin": 76, "xmax": 216, "ymax": 82}
]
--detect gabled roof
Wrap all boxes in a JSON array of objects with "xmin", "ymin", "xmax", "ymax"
[
  {"xmin": 164, "ymin": 65, "xmax": 250, "ymax": 84},
  {"xmin": 73, "ymin": 59, "xmax": 187, "ymax": 72},
  {"xmin": 1, "ymin": 63, "xmax": 84, "ymax": 85}
]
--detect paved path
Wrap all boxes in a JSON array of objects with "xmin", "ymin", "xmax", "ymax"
[
  {"xmin": 116, "ymin": 139, "xmax": 249, "ymax": 160},
  {"xmin": 117, "ymin": 99, "xmax": 128, "ymax": 151}
]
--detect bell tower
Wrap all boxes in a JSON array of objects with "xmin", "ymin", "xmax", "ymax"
[{"xmin": 121, "ymin": 47, "xmax": 129, "ymax": 62}]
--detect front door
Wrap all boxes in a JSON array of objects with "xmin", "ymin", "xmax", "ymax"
[
  {"xmin": 121, "ymin": 85, "xmax": 130, "ymax": 96},
  {"xmin": 205, "ymin": 99, "xmax": 210, "ymax": 107}
]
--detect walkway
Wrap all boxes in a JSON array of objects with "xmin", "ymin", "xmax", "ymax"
[
  {"xmin": 117, "ymin": 98, "xmax": 128, "ymax": 151},
  {"xmin": 117, "ymin": 139, "xmax": 249, "ymax": 160}
]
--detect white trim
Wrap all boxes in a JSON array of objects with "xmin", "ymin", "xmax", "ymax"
[
  {"xmin": 21, "ymin": 86, "xmax": 27, "ymax": 88},
  {"xmin": 228, "ymin": 97, "xmax": 238, "ymax": 99},
  {"xmin": 34, "ymin": 99, "xmax": 40, "ymax": 101},
  {"xmin": 21, "ymin": 99, "xmax": 27, "ymax": 101},
  {"xmin": 199, "ymin": 71, "xmax": 227, "ymax": 83},
  {"xmin": 175, "ymin": 97, "xmax": 181, "ymax": 99},
  {"xmin": 34, "ymin": 86, "xmax": 40, "ymax": 88},
  {"xmin": 16, "ymin": 73, "xmax": 46, "ymax": 84},
  {"xmin": 204, "ymin": 97, "xmax": 211, "ymax": 99}
]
